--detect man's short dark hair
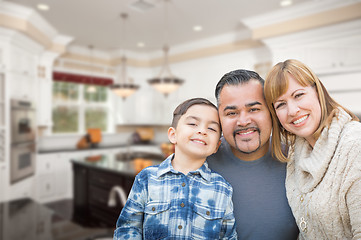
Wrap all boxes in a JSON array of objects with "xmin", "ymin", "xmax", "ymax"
[
  {"xmin": 171, "ymin": 98, "xmax": 218, "ymax": 128},
  {"xmin": 215, "ymin": 69, "xmax": 265, "ymax": 105}
]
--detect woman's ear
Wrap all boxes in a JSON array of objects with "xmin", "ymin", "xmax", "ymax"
[{"xmin": 168, "ymin": 127, "xmax": 177, "ymax": 144}]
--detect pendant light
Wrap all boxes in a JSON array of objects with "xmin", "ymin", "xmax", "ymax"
[
  {"xmin": 109, "ymin": 13, "xmax": 139, "ymax": 100},
  {"xmin": 148, "ymin": 0, "xmax": 184, "ymax": 97}
]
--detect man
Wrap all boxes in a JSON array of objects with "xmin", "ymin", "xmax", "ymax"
[{"xmin": 207, "ymin": 69, "xmax": 299, "ymax": 239}]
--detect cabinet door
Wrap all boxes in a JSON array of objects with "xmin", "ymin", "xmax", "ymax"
[
  {"xmin": 36, "ymin": 154, "xmax": 57, "ymax": 201},
  {"xmin": 72, "ymin": 163, "xmax": 89, "ymax": 224},
  {"xmin": 88, "ymin": 168, "xmax": 133, "ymax": 227},
  {"xmin": 37, "ymin": 79, "xmax": 52, "ymax": 127},
  {"xmin": 37, "ymin": 175, "xmax": 56, "ymax": 198},
  {"xmin": 36, "ymin": 153, "xmax": 71, "ymax": 202},
  {"xmin": 8, "ymin": 72, "xmax": 36, "ymax": 100},
  {"xmin": 37, "ymin": 154, "xmax": 57, "ymax": 173}
]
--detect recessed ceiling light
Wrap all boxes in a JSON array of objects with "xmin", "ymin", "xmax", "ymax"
[
  {"xmin": 137, "ymin": 42, "xmax": 145, "ymax": 48},
  {"xmin": 280, "ymin": 0, "xmax": 292, "ymax": 7},
  {"xmin": 193, "ymin": 25, "xmax": 203, "ymax": 32},
  {"xmin": 37, "ymin": 3, "xmax": 49, "ymax": 11}
]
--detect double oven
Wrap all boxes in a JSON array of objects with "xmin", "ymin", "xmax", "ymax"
[{"xmin": 10, "ymin": 99, "xmax": 36, "ymax": 184}]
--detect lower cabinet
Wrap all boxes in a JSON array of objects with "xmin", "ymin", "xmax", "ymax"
[
  {"xmin": 72, "ymin": 162, "xmax": 134, "ymax": 228},
  {"xmin": 36, "ymin": 153, "xmax": 72, "ymax": 203}
]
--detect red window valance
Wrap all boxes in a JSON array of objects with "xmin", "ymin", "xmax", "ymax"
[{"xmin": 53, "ymin": 71, "xmax": 114, "ymax": 86}]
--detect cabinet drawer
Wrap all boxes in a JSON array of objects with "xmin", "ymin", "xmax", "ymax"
[
  {"xmin": 37, "ymin": 158, "xmax": 56, "ymax": 174},
  {"xmin": 88, "ymin": 169, "xmax": 123, "ymax": 189},
  {"xmin": 88, "ymin": 185, "xmax": 110, "ymax": 207},
  {"xmin": 37, "ymin": 175, "xmax": 56, "ymax": 198},
  {"xmin": 90, "ymin": 206, "xmax": 119, "ymax": 228}
]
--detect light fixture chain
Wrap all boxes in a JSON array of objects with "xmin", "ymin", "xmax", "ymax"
[
  {"xmin": 120, "ymin": 13, "xmax": 128, "ymax": 84},
  {"xmin": 163, "ymin": 0, "xmax": 169, "ymax": 46}
]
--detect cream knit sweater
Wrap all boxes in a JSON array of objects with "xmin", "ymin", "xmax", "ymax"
[{"xmin": 286, "ymin": 109, "xmax": 361, "ymax": 239}]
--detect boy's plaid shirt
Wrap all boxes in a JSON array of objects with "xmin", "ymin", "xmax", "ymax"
[{"xmin": 113, "ymin": 154, "xmax": 237, "ymax": 240}]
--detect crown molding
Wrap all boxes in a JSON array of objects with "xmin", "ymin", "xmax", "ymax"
[
  {"xmin": 242, "ymin": 0, "xmax": 361, "ymax": 29},
  {"xmin": 0, "ymin": 1, "xmax": 72, "ymax": 52},
  {"xmin": 262, "ymin": 18, "xmax": 361, "ymax": 49},
  {"xmin": 242, "ymin": 0, "xmax": 361, "ymax": 40}
]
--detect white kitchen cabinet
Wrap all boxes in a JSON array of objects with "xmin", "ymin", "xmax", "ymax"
[
  {"xmin": 37, "ymin": 78, "xmax": 53, "ymax": 127},
  {"xmin": 116, "ymin": 86, "xmax": 172, "ymax": 125},
  {"xmin": 37, "ymin": 175, "xmax": 56, "ymax": 199},
  {"xmin": 304, "ymin": 46, "xmax": 361, "ymax": 74},
  {"xmin": 36, "ymin": 153, "xmax": 72, "ymax": 203},
  {"xmin": 8, "ymin": 45, "xmax": 38, "ymax": 77},
  {"xmin": 6, "ymin": 72, "xmax": 36, "ymax": 101}
]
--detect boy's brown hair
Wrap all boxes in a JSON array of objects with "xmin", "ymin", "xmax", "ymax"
[{"xmin": 171, "ymin": 98, "xmax": 219, "ymax": 128}]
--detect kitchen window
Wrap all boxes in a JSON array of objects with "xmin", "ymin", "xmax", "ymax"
[{"xmin": 52, "ymin": 81, "xmax": 110, "ymax": 134}]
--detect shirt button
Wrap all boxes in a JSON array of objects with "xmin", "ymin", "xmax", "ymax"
[
  {"xmin": 180, "ymin": 203, "xmax": 185, "ymax": 207},
  {"xmin": 152, "ymin": 207, "xmax": 155, "ymax": 211},
  {"xmin": 181, "ymin": 182, "xmax": 186, "ymax": 187},
  {"xmin": 178, "ymin": 225, "xmax": 183, "ymax": 229},
  {"xmin": 206, "ymin": 211, "xmax": 210, "ymax": 216}
]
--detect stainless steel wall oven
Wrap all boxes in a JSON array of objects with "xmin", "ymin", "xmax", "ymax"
[{"xmin": 10, "ymin": 99, "xmax": 36, "ymax": 184}]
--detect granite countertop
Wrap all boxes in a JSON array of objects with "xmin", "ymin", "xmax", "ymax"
[
  {"xmin": 38, "ymin": 142, "xmax": 162, "ymax": 154},
  {"xmin": 0, "ymin": 198, "xmax": 112, "ymax": 240},
  {"xmin": 37, "ymin": 144, "xmax": 127, "ymax": 154},
  {"xmin": 71, "ymin": 152, "xmax": 165, "ymax": 176}
]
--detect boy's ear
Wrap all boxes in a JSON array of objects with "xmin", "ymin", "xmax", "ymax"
[
  {"xmin": 213, "ymin": 139, "xmax": 221, "ymax": 154},
  {"xmin": 168, "ymin": 127, "xmax": 177, "ymax": 144}
]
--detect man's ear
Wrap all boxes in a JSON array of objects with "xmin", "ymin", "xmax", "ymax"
[
  {"xmin": 168, "ymin": 127, "xmax": 177, "ymax": 144},
  {"xmin": 213, "ymin": 139, "xmax": 221, "ymax": 154}
]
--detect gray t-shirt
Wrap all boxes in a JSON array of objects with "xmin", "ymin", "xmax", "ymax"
[{"xmin": 207, "ymin": 138, "xmax": 299, "ymax": 240}]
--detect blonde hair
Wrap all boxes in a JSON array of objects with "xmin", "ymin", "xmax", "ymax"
[{"xmin": 264, "ymin": 59, "xmax": 358, "ymax": 162}]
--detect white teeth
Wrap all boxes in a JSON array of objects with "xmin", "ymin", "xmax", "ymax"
[
  {"xmin": 293, "ymin": 115, "xmax": 307, "ymax": 125},
  {"xmin": 192, "ymin": 140, "xmax": 205, "ymax": 145},
  {"xmin": 238, "ymin": 130, "xmax": 253, "ymax": 135}
]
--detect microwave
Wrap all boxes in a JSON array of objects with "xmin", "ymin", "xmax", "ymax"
[{"xmin": 11, "ymin": 99, "xmax": 36, "ymax": 144}]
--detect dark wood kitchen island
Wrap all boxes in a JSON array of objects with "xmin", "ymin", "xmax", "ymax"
[{"xmin": 71, "ymin": 152, "xmax": 163, "ymax": 228}]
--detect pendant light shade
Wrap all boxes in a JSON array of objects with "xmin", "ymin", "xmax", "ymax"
[
  {"xmin": 109, "ymin": 13, "xmax": 139, "ymax": 100},
  {"xmin": 110, "ymin": 56, "xmax": 139, "ymax": 100},
  {"xmin": 148, "ymin": 45, "xmax": 183, "ymax": 96},
  {"xmin": 148, "ymin": 0, "xmax": 184, "ymax": 97}
]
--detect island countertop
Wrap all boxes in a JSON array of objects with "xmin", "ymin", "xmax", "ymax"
[{"xmin": 71, "ymin": 151, "xmax": 165, "ymax": 176}]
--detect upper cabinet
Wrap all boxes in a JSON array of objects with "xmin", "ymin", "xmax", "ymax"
[
  {"xmin": 37, "ymin": 78, "xmax": 52, "ymax": 127},
  {"xmin": 8, "ymin": 47, "xmax": 38, "ymax": 77},
  {"xmin": 304, "ymin": 41, "xmax": 361, "ymax": 75},
  {"xmin": 6, "ymin": 43, "xmax": 41, "ymax": 101}
]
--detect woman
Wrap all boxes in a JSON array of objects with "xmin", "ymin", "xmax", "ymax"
[{"xmin": 264, "ymin": 59, "xmax": 361, "ymax": 239}]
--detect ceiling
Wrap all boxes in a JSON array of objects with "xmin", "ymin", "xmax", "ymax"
[{"xmin": 7, "ymin": 0, "xmax": 312, "ymax": 53}]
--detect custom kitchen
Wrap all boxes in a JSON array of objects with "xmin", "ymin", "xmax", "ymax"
[{"xmin": 0, "ymin": 0, "xmax": 361, "ymax": 239}]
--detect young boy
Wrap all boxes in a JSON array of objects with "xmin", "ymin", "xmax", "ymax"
[{"xmin": 113, "ymin": 98, "xmax": 237, "ymax": 239}]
